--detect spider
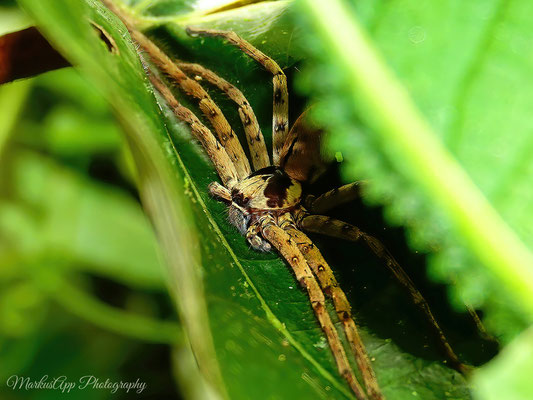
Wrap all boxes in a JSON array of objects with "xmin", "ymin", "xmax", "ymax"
[{"xmin": 103, "ymin": 2, "xmax": 471, "ymax": 399}]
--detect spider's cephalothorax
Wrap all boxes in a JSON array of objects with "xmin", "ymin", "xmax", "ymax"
[
  {"xmin": 105, "ymin": 2, "xmax": 478, "ymax": 396},
  {"xmin": 213, "ymin": 166, "xmax": 303, "ymax": 252},
  {"xmin": 233, "ymin": 166, "xmax": 302, "ymax": 211}
]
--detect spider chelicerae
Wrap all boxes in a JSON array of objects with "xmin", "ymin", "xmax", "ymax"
[{"xmin": 104, "ymin": 2, "xmax": 472, "ymax": 399}]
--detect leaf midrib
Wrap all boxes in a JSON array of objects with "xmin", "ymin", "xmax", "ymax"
[{"xmin": 162, "ymin": 114, "xmax": 354, "ymax": 399}]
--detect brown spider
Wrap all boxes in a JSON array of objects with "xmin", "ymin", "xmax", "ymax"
[{"xmin": 103, "ymin": 2, "xmax": 470, "ymax": 399}]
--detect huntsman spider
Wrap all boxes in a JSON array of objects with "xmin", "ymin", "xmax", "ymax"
[{"xmin": 103, "ymin": 2, "xmax": 471, "ymax": 399}]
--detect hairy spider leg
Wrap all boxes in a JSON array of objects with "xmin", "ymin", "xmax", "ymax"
[
  {"xmin": 299, "ymin": 214, "xmax": 469, "ymax": 374},
  {"xmin": 305, "ymin": 182, "xmax": 366, "ymax": 214},
  {"xmin": 258, "ymin": 214, "xmax": 368, "ymax": 400},
  {"xmin": 101, "ymin": 0, "xmax": 251, "ymax": 179},
  {"xmin": 150, "ymin": 75, "xmax": 239, "ymax": 188},
  {"xmin": 465, "ymin": 305, "xmax": 498, "ymax": 343},
  {"xmin": 304, "ymin": 183, "xmax": 493, "ymax": 345},
  {"xmin": 279, "ymin": 214, "xmax": 384, "ymax": 400},
  {"xmin": 178, "ymin": 62, "xmax": 270, "ymax": 170},
  {"xmin": 186, "ymin": 27, "xmax": 289, "ymax": 166},
  {"xmin": 208, "ymin": 181, "xmax": 232, "ymax": 202}
]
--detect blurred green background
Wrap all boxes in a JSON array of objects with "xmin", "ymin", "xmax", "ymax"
[{"xmin": 0, "ymin": 68, "xmax": 183, "ymax": 398}]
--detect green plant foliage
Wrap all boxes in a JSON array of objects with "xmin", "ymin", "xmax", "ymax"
[
  {"xmin": 0, "ymin": 2, "xmax": 32, "ymax": 35},
  {"xmin": 473, "ymin": 327, "xmax": 533, "ymax": 400},
  {"xmin": 299, "ymin": 0, "xmax": 533, "ymax": 336},
  {"xmin": 297, "ymin": 0, "xmax": 533, "ymax": 398},
  {"xmin": 0, "ymin": 67, "xmax": 181, "ymax": 399},
  {"xmin": 13, "ymin": 0, "xmax": 506, "ymax": 398}
]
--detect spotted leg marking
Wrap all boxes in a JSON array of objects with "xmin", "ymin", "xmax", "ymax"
[
  {"xmin": 299, "ymin": 214, "xmax": 470, "ymax": 374},
  {"xmin": 259, "ymin": 215, "xmax": 368, "ymax": 400},
  {"xmin": 279, "ymin": 214, "xmax": 384, "ymax": 400},
  {"xmin": 150, "ymin": 74, "xmax": 239, "ymax": 188},
  {"xmin": 186, "ymin": 27, "xmax": 288, "ymax": 166},
  {"xmin": 178, "ymin": 62, "xmax": 270, "ymax": 170},
  {"xmin": 101, "ymin": 0, "xmax": 251, "ymax": 179}
]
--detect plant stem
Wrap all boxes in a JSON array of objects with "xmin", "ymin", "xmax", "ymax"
[{"xmin": 302, "ymin": 0, "xmax": 533, "ymax": 318}]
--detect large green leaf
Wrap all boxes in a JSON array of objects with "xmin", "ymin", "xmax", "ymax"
[
  {"xmin": 298, "ymin": 0, "xmax": 533, "ymax": 398},
  {"xmin": 16, "ymin": 0, "xmax": 483, "ymax": 398},
  {"xmin": 300, "ymin": 0, "xmax": 533, "ymax": 334},
  {"xmin": 473, "ymin": 327, "xmax": 533, "ymax": 400}
]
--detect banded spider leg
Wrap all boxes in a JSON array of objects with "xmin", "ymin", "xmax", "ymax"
[
  {"xmin": 298, "ymin": 183, "xmax": 473, "ymax": 374},
  {"xmin": 185, "ymin": 27, "xmax": 289, "ymax": 166}
]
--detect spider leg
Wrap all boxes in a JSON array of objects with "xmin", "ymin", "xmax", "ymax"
[
  {"xmin": 465, "ymin": 304, "xmax": 497, "ymax": 343},
  {"xmin": 208, "ymin": 182, "xmax": 232, "ymax": 202},
  {"xmin": 186, "ymin": 27, "xmax": 288, "ymax": 166},
  {"xmin": 279, "ymin": 214, "xmax": 384, "ymax": 400},
  {"xmin": 305, "ymin": 182, "xmax": 366, "ymax": 214},
  {"xmin": 102, "ymin": 0, "xmax": 251, "ymax": 179},
  {"xmin": 298, "ymin": 214, "xmax": 469, "ymax": 374},
  {"xmin": 246, "ymin": 223, "xmax": 272, "ymax": 252},
  {"xmin": 259, "ymin": 214, "xmax": 368, "ymax": 400},
  {"xmin": 306, "ymin": 185, "xmax": 496, "ymax": 345},
  {"xmin": 178, "ymin": 62, "xmax": 270, "ymax": 170},
  {"xmin": 150, "ymin": 74, "xmax": 239, "ymax": 188}
]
